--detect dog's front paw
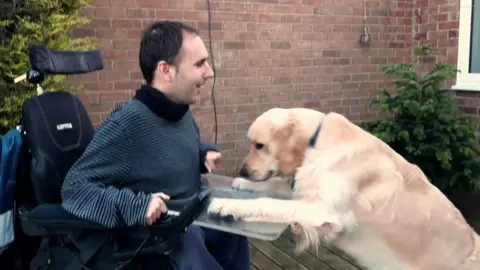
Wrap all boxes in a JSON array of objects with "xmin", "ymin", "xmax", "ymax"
[
  {"xmin": 207, "ymin": 198, "xmax": 245, "ymax": 221},
  {"xmin": 231, "ymin": 177, "xmax": 253, "ymax": 191},
  {"xmin": 207, "ymin": 198, "xmax": 232, "ymax": 216}
]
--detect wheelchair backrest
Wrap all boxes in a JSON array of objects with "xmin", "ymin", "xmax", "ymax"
[
  {"xmin": 13, "ymin": 44, "xmax": 104, "ymax": 208},
  {"xmin": 18, "ymin": 91, "xmax": 95, "ymax": 205}
]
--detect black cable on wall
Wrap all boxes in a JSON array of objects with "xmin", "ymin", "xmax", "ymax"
[{"xmin": 206, "ymin": 0, "xmax": 218, "ymax": 145}]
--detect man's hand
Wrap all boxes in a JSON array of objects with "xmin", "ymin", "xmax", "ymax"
[
  {"xmin": 205, "ymin": 151, "xmax": 221, "ymax": 172},
  {"xmin": 146, "ymin": 192, "xmax": 170, "ymax": 225}
]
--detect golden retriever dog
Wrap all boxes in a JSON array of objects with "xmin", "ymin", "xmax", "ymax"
[{"xmin": 207, "ymin": 108, "xmax": 480, "ymax": 270}]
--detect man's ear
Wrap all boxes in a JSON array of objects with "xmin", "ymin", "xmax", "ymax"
[{"xmin": 157, "ymin": 61, "xmax": 174, "ymax": 82}]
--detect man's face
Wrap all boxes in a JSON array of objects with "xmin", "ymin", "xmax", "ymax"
[{"xmin": 170, "ymin": 33, "xmax": 214, "ymax": 104}]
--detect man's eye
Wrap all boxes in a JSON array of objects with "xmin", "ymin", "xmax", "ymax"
[
  {"xmin": 255, "ymin": 143, "xmax": 264, "ymax": 150},
  {"xmin": 196, "ymin": 60, "xmax": 206, "ymax": 67}
]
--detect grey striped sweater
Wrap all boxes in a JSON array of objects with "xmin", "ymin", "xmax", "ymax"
[{"xmin": 60, "ymin": 87, "xmax": 218, "ymax": 228}]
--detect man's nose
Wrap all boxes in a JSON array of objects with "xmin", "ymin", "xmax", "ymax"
[
  {"xmin": 204, "ymin": 62, "xmax": 214, "ymax": 79},
  {"xmin": 238, "ymin": 164, "xmax": 250, "ymax": 178}
]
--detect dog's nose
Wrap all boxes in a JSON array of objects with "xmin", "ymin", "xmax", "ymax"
[{"xmin": 238, "ymin": 165, "xmax": 250, "ymax": 178}]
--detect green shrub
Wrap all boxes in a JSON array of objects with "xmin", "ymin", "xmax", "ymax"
[
  {"xmin": 360, "ymin": 62, "xmax": 480, "ymax": 194},
  {"xmin": 0, "ymin": 0, "xmax": 95, "ymax": 133}
]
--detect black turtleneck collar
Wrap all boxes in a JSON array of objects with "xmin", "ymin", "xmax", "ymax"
[{"xmin": 133, "ymin": 84, "xmax": 189, "ymax": 122}]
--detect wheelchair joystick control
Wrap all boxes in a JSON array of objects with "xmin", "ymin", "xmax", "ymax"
[{"xmin": 26, "ymin": 68, "xmax": 45, "ymax": 84}]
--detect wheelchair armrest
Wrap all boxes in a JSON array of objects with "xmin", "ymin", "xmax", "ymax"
[
  {"xmin": 18, "ymin": 204, "xmax": 105, "ymax": 236},
  {"xmin": 18, "ymin": 187, "xmax": 213, "ymax": 238},
  {"xmin": 28, "ymin": 44, "xmax": 103, "ymax": 75}
]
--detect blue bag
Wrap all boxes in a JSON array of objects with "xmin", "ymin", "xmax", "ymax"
[{"xmin": 0, "ymin": 128, "xmax": 22, "ymax": 252}]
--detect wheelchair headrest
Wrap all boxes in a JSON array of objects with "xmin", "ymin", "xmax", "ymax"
[{"xmin": 28, "ymin": 44, "xmax": 104, "ymax": 75}]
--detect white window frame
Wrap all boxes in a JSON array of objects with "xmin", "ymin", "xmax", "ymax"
[{"xmin": 452, "ymin": 0, "xmax": 480, "ymax": 91}]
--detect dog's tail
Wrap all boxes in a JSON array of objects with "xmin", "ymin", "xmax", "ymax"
[
  {"xmin": 291, "ymin": 221, "xmax": 340, "ymax": 255},
  {"xmin": 463, "ymin": 232, "xmax": 480, "ymax": 268}
]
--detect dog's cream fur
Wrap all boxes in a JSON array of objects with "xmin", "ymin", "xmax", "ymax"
[{"xmin": 207, "ymin": 108, "xmax": 480, "ymax": 270}]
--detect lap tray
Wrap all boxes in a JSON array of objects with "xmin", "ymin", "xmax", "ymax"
[{"xmin": 168, "ymin": 188, "xmax": 289, "ymax": 241}]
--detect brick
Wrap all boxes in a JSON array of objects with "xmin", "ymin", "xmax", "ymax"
[
  {"xmin": 292, "ymin": 6, "xmax": 315, "ymax": 14},
  {"xmin": 109, "ymin": 0, "xmax": 137, "ymax": 7},
  {"xmin": 198, "ymin": 22, "xmax": 222, "ymax": 31},
  {"xmin": 281, "ymin": 15, "xmax": 302, "ymax": 23},
  {"xmin": 183, "ymin": 11, "xmax": 208, "ymax": 21},
  {"xmin": 155, "ymin": 10, "xmax": 183, "ymax": 20},
  {"xmin": 113, "ymin": 81, "xmax": 140, "ymax": 90},
  {"xmin": 389, "ymin": 42, "xmax": 406, "ymax": 48},
  {"xmin": 333, "ymin": 58, "xmax": 351, "ymax": 65},
  {"xmin": 111, "ymin": 19, "xmax": 142, "ymax": 29},
  {"xmin": 270, "ymin": 41, "xmax": 291, "ymax": 50},
  {"xmin": 126, "ymin": 9, "xmax": 155, "ymax": 18},
  {"xmin": 439, "ymin": 21, "xmax": 458, "ymax": 30},
  {"xmin": 100, "ymin": 91, "xmax": 132, "ymax": 102},
  {"xmin": 223, "ymin": 41, "xmax": 246, "ymax": 50},
  {"xmin": 271, "ymin": 76, "xmax": 291, "ymax": 84},
  {"xmin": 94, "ymin": 7, "xmax": 126, "ymax": 18},
  {"xmin": 236, "ymin": 32, "xmax": 257, "ymax": 41},
  {"xmin": 136, "ymin": 0, "xmax": 166, "ymax": 8},
  {"xmin": 259, "ymin": 14, "xmax": 281, "ymax": 22},
  {"xmin": 219, "ymin": 3, "xmax": 247, "ymax": 12}
]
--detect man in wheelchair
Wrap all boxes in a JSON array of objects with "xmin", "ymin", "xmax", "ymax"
[
  {"xmin": 1, "ymin": 20, "xmax": 250, "ymax": 269},
  {"xmin": 60, "ymin": 20, "xmax": 250, "ymax": 269}
]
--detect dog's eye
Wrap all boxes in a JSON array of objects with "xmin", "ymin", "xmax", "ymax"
[{"xmin": 255, "ymin": 143, "xmax": 264, "ymax": 150}]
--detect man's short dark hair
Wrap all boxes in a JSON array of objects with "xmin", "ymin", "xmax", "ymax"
[{"xmin": 139, "ymin": 20, "xmax": 199, "ymax": 85}]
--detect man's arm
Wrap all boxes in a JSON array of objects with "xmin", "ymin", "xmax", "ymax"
[
  {"xmin": 61, "ymin": 119, "xmax": 151, "ymax": 228},
  {"xmin": 192, "ymin": 119, "xmax": 219, "ymax": 174}
]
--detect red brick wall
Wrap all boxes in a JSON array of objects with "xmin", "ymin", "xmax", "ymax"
[
  {"xmin": 71, "ymin": 0, "xmax": 414, "ymax": 175},
  {"xmin": 413, "ymin": 0, "xmax": 480, "ymax": 117},
  {"xmin": 413, "ymin": 0, "xmax": 459, "ymax": 65}
]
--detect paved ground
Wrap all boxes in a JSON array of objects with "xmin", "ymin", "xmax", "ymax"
[{"xmin": 248, "ymin": 230, "xmax": 363, "ymax": 270}]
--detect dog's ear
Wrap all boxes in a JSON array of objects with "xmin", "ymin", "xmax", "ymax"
[
  {"xmin": 274, "ymin": 118, "xmax": 296, "ymax": 143},
  {"xmin": 273, "ymin": 111, "xmax": 299, "ymax": 143},
  {"xmin": 274, "ymin": 117, "xmax": 309, "ymax": 175}
]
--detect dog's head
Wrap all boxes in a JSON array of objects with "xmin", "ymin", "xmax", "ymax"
[{"xmin": 238, "ymin": 108, "xmax": 324, "ymax": 181}]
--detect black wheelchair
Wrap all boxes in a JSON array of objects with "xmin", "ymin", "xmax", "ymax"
[{"xmin": 0, "ymin": 44, "xmax": 212, "ymax": 269}]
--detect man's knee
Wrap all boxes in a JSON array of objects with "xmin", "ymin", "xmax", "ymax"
[
  {"xmin": 202, "ymin": 227, "xmax": 246, "ymax": 244},
  {"xmin": 201, "ymin": 228, "xmax": 249, "ymax": 264}
]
